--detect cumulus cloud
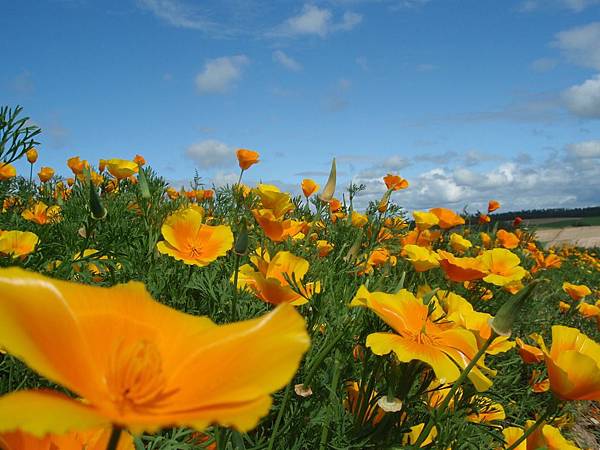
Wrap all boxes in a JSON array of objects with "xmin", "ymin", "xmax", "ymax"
[
  {"xmin": 272, "ymin": 50, "xmax": 302, "ymax": 71},
  {"xmin": 352, "ymin": 145, "xmax": 600, "ymax": 212},
  {"xmin": 554, "ymin": 22, "xmax": 600, "ymax": 70},
  {"xmin": 195, "ymin": 55, "xmax": 249, "ymax": 94},
  {"xmin": 562, "ymin": 74, "xmax": 600, "ymax": 118},
  {"xmin": 270, "ymin": 4, "xmax": 362, "ymax": 38},
  {"xmin": 567, "ymin": 140, "xmax": 600, "ymax": 158},
  {"xmin": 185, "ymin": 139, "xmax": 234, "ymax": 167}
]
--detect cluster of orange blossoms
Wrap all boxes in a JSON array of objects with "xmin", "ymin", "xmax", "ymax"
[{"xmin": 0, "ymin": 145, "xmax": 598, "ymax": 449}]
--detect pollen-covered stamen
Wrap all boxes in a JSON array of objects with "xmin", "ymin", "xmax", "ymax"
[{"xmin": 106, "ymin": 339, "xmax": 171, "ymax": 411}]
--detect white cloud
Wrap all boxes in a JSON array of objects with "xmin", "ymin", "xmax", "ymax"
[
  {"xmin": 136, "ymin": 0, "xmax": 216, "ymax": 31},
  {"xmin": 185, "ymin": 139, "xmax": 234, "ymax": 167},
  {"xmin": 554, "ymin": 22, "xmax": 600, "ymax": 70},
  {"xmin": 530, "ymin": 58, "xmax": 558, "ymax": 72},
  {"xmin": 195, "ymin": 55, "xmax": 249, "ymax": 94},
  {"xmin": 352, "ymin": 145, "xmax": 600, "ymax": 211},
  {"xmin": 563, "ymin": 74, "xmax": 600, "ymax": 118},
  {"xmin": 567, "ymin": 140, "xmax": 600, "ymax": 158},
  {"xmin": 272, "ymin": 50, "xmax": 302, "ymax": 71},
  {"xmin": 271, "ymin": 4, "xmax": 362, "ymax": 38},
  {"xmin": 519, "ymin": 0, "xmax": 600, "ymax": 12}
]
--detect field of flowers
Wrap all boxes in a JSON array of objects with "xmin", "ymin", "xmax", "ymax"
[{"xmin": 0, "ymin": 108, "xmax": 599, "ymax": 449}]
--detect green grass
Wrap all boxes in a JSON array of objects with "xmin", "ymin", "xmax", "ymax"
[{"xmin": 534, "ymin": 216, "xmax": 600, "ymax": 228}]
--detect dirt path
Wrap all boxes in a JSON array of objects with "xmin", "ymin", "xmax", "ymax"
[{"xmin": 535, "ymin": 226, "xmax": 600, "ymax": 248}]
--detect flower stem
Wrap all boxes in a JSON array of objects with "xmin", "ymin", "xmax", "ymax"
[
  {"xmin": 105, "ymin": 425, "xmax": 122, "ymax": 450},
  {"xmin": 318, "ymin": 352, "xmax": 341, "ymax": 450},
  {"xmin": 231, "ymin": 252, "xmax": 241, "ymax": 321},
  {"xmin": 504, "ymin": 400, "xmax": 560, "ymax": 450},
  {"xmin": 412, "ymin": 334, "xmax": 495, "ymax": 447},
  {"xmin": 267, "ymin": 382, "xmax": 293, "ymax": 450}
]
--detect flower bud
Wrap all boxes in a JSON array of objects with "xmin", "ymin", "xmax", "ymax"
[{"xmin": 318, "ymin": 158, "xmax": 336, "ymax": 202}]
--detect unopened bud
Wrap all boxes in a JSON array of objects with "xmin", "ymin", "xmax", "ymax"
[
  {"xmin": 137, "ymin": 167, "xmax": 151, "ymax": 199},
  {"xmin": 318, "ymin": 158, "xmax": 336, "ymax": 202},
  {"xmin": 491, "ymin": 280, "xmax": 544, "ymax": 336},
  {"xmin": 234, "ymin": 220, "xmax": 249, "ymax": 255}
]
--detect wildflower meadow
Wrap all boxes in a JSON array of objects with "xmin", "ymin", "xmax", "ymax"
[{"xmin": 0, "ymin": 104, "xmax": 599, "ymax": 450}]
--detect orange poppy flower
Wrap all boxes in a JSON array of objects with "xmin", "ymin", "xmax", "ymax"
[
  {"xmin": 301, "ymin": 179, "xmax": 319, "ymax": 197},
  {"xmin": 156, "ymin": 207, "xmax": 233, "ymax": 266},
  {"xmin": 26, "ymin": 147, "xmax": 38, "ymax": 164},
  {"xmin": 429, "ymin": 208, "xmax": 465, "ymax": 229},
  {"xmin": 351, "ymin": 211, "xmax": 368, "ymax": 228},
  {"xmin": 166, "ymin": 187, "xmax": 179, "ymax": 200},
  {"xmin": 531, "ymin": 251, "xmax": 562, "ymax": 273},
  {"xmin": 479, "ymin": 214, "xmax": 491, "ymax": 224},
  {"xmin": 562, "ymin": 282, "xmax": 591, "ymax": 301},
  {"xmin": 515, "ymin": 337, "xmax": 544, "ymax": 364},
  {"xmin": 0, "ymin": 163, "xmax": 17, "ymax": 181},
  {"xmin": 402, "ymin": 229, "xmax": 441, "ymax": 248},
  {"xmin": 255, "ymin": 184, "xmax": 294, "ymax": 218},
  {"xmin": 350, "ymin": 286, "xmax": 490, "ymax": 391},
  {"xmin": 437, "ymin": 250, "xmax": 487, "ymax": 282},
  {"xmin": 329, "ymin": 198, "xmax": 342, "ymax": 213},
  {"xmin": 487, "ymin": 200, "xmax": 500, "ymax": 213},
  {"xmin": 67, "ymin": 157, "xmax": 89, "ymax": 175},
  {"xmin": 316, "ymin": 240, "xmax": 334, "ymax": 257},
  {"xmin": 0, "ymin": 268, "xmax": 309, "ymax": 435},
  {"xmin": 383, "ymin": 174, "xmax": 409, "ymax": 191},
  {"xmin": 544, "ymin": 325, "xmax": 600, "ymax": 400},
  {"xmin": 344, "ymin": 381, "xmax": 385, "ymax": 425},
  {"xmin": 0, "ymin": 427, "xmax": 133, "ymax": 450},
  {"xmin": 525, "ymin": 421, "xmax": 580, "ymax": 450},
  {"xmin": 236, "ymin": 149, "xmax": 260, "ymax": 170},
  {"xmin": 106, "ymin": 159, "xmax": 139, "ymax": 180},
  {"xmin": 496, "ymin": 229, "xmax": 519, "ymax": 249},
  {"xmin": 466, "ymin": 396, "xmax": 505, "ymax": 424},
  {"xmin": 133, "ymin": 154, "xmax": 146, "ymax": 166},
  {"xmin": 236, "ymin": 249, "xmax": 320, "ymax": 305},
  {"xmin": 0, "ymin": 230, "xmax": 39, "ymax": 259},
  {"xmin": 252, "ymin": 209, "xmax": 304, "ymax": 242},
  {"xmin": 37, "ymin": 167, "xmax": 55, "ymax": 183},
  {"xmin": 21, "ymin": 202, "xmax": 62, "ymax": 225}
]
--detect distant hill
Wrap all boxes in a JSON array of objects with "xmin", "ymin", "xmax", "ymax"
[{"xmin": 491, "ymin": 206, "xmax": 600, "ymax": 221}]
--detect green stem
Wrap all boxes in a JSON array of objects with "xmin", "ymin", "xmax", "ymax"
[
  {"xmin": 318, "ymin": 352, "xmax": 341, "ymax": 450},
  {"xmin": 29, "ymin": 163, "xmax": 33, "ymax": 185},
  {"xmin": 303, "ymin": 326, "xmax": 347, "ymax": 387},
  {"xmin": 267, "ymin": 382, "xmax": 293, "ymax": 450},
  {"xmin": 504, "ymin": 400, "xmax": 560, "ymax": 450},
  {"xmin": 231, "ymin": 252, "xmax": 241, "ymax": 321},
  {"xmin": 105, "ymin": 425, "xmax": 122, "ymax": 450},
  {"xmin": 413, "ymin": 334, "xmax": 495, "ymax": 448}
]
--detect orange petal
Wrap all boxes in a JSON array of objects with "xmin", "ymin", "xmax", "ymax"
[{"xmin": 0, "ymin": 390, "xmax": 107, "ymax": 438}]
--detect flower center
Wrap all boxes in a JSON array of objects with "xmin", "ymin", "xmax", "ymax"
[
  {"xmin": 106, "ymin": 339, "xmax": 172, "ymax": 412},
  {"xmin": 186, "ymin": 239, "xmax": 203, "ymax": 258}
]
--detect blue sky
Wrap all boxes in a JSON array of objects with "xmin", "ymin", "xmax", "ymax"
[{"xmin": 1, "ymin": 0, "xmax": 600, "ymax": 212}]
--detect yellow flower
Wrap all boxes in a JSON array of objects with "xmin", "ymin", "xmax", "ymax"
[
  {"xmin": 466, "ymin": 396, "xmax": 505, "ymax": 424},
  {"xmin": 106, "ymin": 159, "xmax": 139, "ymax": 180},
  {"xmin": 401, "ymin": 423, "xmax": 437, "ymax": 447},
  {"xmin": 479, "ymin": 248, "xmax": 527, "ymax": 287},
  {"xmin": 0, "ymin": 268, "xmax": 309, "ymax": 435},
  {"xmin": 403, "ymin": 244, "xmax": 440, "ymax": 272},
  {"xmin": 544, "ymin": 325, "xmax": 600, "ymax": 400},
  {"xmin": 26, "ymin": 147, "xmax": 39, "ymax": 164},
  {"xmin": 157, "ymin": 207, "xmax": 233, "ymax": 266},
  {"xmin": 413, "ymin": 211, "xmax": 439, "ymax": 230},
  {"xmin": 254, "ymin": 184, "xmax": 294, "ymax": 218},
  {"xmin": 67, "ymin": 156, "xmax": 89, "ymax": 175},
  {"xmin": 350, "ymin": 286, "xmax": 490, "ymax": 391},
  {"xmin": 236, "ymin": 249, "xmax": 320, "ymax": 305},
  {"xmin": 0, "ymin": 230, "xmax": 39, "ymax": 259},
  {"xmin": 21, "ymin": 202, "xmax": 62, "ymax": 225},
  {"xmin": 562, "ymin": 282, "xmax": 591, "ymax": 301},
  {"xmin": 526, "ymin": 421, "xmax": 581, "ymax": 450},
  {"xmin": 449, "ymin": 233, "xmax": 472, "ymax": 253},
  {"xmin": 316, "ymin": 240, "xmax": 334, "ymax": 257},
  {"xmin": 350, "ymin": 211, "xmax": 368, "ymax": 228},
  {"xmin": 0, "ymin": 163, "xmax": 17, "ymax": 181}
]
